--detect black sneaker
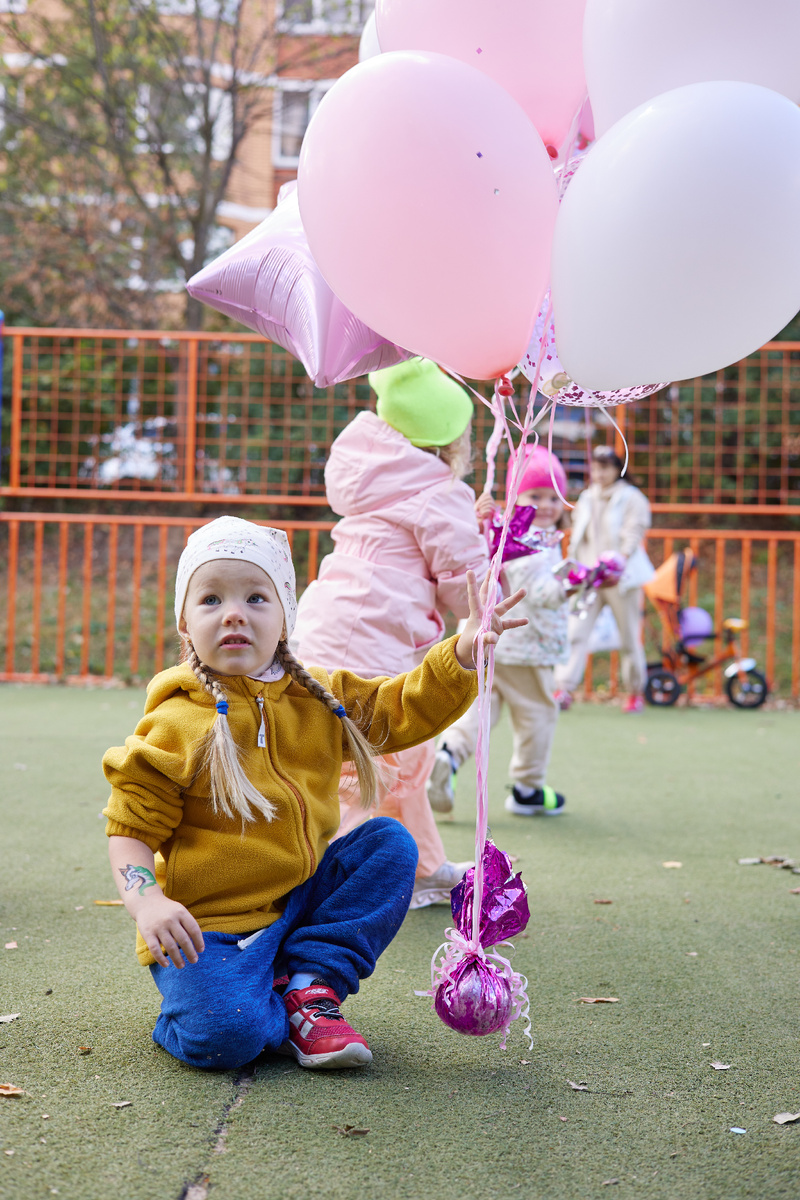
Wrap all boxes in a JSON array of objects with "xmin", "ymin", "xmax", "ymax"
[{"xmin": 504, "ymin": 785, "xmax": 565, "ymax": 816}]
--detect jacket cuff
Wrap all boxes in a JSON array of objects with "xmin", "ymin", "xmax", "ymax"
[
  {"xmin": 439, "ymin": 632, "xmax": 479, "ymax": 677},
  {"xmin": 104, "ymin": 818, "xmax": 162, "ymax": 853}
]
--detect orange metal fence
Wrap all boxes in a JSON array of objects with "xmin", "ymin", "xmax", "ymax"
[
  {"xmin": 0, "ymin": 512, "xmax": 334, "ymax": 684},
  {"xmin": 2, "ymin": 513, "xmax": 799, "ymax": 697},
  {"xmin": 3, "ymin": 327, "xmax": 800, "ymax": 507}
]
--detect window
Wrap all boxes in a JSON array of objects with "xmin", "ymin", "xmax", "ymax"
[
  {"xmin": 276, "ymin": 0, "xmax": 374, "ymax": 34},
  {"xmin": 272, "ymin": 80, "xmax": 332, "ymax": 167}
]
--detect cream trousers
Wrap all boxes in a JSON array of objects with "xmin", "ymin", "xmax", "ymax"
[
  {"xmin": 441, "ymin": 662, "xmax": 559, "ymax": 790},
  {"xmin": 554, "ymin": 585, "xmax": 648, "ymax": 696},
  {"xmin": 334, "ymin": 741, "xmax": 446, "ymax": 880}
]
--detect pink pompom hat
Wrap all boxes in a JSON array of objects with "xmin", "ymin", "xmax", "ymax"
[{"xmin": 505, "ymin": 444, "xmax": 567, "ymax": 501}]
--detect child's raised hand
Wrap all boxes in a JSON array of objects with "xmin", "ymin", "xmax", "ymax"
[
  {"xmin": 455, "ymin": 569, "xmax": 527, "ymax": 670},
  {"xmin": 475, "ymin": 492, "xmax": 499, "ymax": 522}
]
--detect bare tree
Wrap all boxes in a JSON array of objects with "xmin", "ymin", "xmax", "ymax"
[{"xmin": 0, "ymin": 0, "xmax": 280, "ymax": 328}]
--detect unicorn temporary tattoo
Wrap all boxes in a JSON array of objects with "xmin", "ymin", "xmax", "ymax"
[{"xmin": 119, "ymin": 864, "xmax": 157, "ymax": 893}]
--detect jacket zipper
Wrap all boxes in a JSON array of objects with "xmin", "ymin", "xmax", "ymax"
[{"xmin": 256, "ymin": 691, "xmax": 315, "ymax": 875}]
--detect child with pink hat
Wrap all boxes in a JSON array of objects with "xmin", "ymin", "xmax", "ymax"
[{"xmin": 427, "ymin": 444, "xmax": 571, "ymax": 817}]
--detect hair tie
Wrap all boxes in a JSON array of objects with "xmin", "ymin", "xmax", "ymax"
[
  {"xmin": 216, "ymin": 700, "xmax": 229, "ymax": 715},
  {"xmin": 333, "ymin": 704, "xmax": 346, "ymax": 720}
]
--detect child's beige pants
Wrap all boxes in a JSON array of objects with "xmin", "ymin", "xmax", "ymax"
[
  {"xmin": 555, "ymin": 585, "xmax": 648, "ymax": 696},
  {"xmin": 441, "ymin": 663, "xmax": 559, "ymax": 790}
]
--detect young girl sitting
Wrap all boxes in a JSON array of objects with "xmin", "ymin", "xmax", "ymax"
[
  {"xmin": 427, "ymin": 445, "xmax": 570, "ymax": 817},
  {"xmin": 103, "ymin": 516, "xmax": 524, "ymax": 1073}
]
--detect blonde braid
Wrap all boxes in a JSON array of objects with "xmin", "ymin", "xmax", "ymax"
[
  {"xmin": 185, "ymin": 642, "xmax": 278, "ymax": 825},
  {"xmin": 275, "ymin": 640, "xmax": 381, "ymax": 810}
]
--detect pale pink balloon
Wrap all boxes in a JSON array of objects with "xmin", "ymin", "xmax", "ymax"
[
  {"xmin": 298, "ymin": 52, "xmax": 559, "ymax": 381},
  {"xmin": 186, "ymin": 183, "xmax": 409, "ymax": 388},
  {"xmin": 375, "ymin": 0, "xmax": 587, "ymax": 152}
]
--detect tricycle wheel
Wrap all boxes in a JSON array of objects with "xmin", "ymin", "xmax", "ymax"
[
  {"xmin": 644, "ymin": 669, "xmax": 681, "ymax": 706},
  {"xmin": 726, "ymin": 668, "xmax": 768, "ymax": 709}
]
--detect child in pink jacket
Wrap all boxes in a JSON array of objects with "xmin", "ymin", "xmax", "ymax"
[{"xmin": 292, "ymin": 357, "xmax": 490, "ymax": 908}]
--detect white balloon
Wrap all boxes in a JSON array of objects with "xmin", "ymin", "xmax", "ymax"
[
  {"xmin": 359, "ymin": 12, "xmax": 382, "ymax": 62},
  {"xmin": 584, "ymin": 0, "xmax": 800, "ymax": 136},
  {"xmin": 551, "ymin": 81, "xmax": 800, "ymax": 391}
]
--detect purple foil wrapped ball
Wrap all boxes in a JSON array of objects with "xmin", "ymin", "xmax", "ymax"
[{"xmin": 434, "ymin": 954, "xmax": 513, "ymax": 1037}]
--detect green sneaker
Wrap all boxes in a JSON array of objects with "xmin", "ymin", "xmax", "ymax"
[{"xmin": 504, "ymin": 785, "xmax": 565, "ymax": 816}]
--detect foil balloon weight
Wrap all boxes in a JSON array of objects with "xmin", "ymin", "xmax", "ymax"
[
  {"xmin": 434, "ymin": 955, "xmax": 512, "ymax": 1037},
  {"xmin": 422, "ymin": 842, "xmax": 532, "ymax": 1049},
  {"xmin": 186, "ymin": 182, "xmax": 410, "ymax": 388}
]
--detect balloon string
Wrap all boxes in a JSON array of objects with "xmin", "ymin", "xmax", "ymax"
[
  {"xmin": 602, "ymin": 405, "xmax": 630, "ymax": 477},
  {"xmin": 548, "ymin": 400, "xmax": 574, "ymax": 510}
]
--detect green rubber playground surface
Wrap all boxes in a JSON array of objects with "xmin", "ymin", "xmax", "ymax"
[{"xmin": 1, "ymin": 684, "xmax": 800, "ymax": 1200}]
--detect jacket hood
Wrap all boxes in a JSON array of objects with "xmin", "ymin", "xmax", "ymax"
[{"xmin": 325, "ymin": 411, "xmax": 454, "ymax": 517}]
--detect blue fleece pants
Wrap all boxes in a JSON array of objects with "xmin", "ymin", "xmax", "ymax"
[{"xmin": 150, "ymin": 818, "xmax": 418, "ymax": 1070}]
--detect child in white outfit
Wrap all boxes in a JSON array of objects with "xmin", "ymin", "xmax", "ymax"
[{"xmin": 427, "ymin": 445, "xmax": 570, "ymax": 817}]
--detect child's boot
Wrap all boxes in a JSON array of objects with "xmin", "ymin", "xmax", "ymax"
[
  {"xmin": 409, "ymin": 859, "xmax": 472, "ymax": 909},
  {"xmin": 426, "ymin": 745, "xmax": 457, "ymax": 813},
  {"xmin": 283, "ymin": 981, "xmax": 372, "ymax": 1069}
]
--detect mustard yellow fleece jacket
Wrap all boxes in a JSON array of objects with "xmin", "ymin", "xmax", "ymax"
[{"xmin": 103, "ymin": 635, "xmax": 478, "ymax": 964}]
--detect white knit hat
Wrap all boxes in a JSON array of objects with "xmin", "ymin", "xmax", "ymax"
[{"xmin": 175, "ymin": 516, "xmax": 297, "ymax": 637}]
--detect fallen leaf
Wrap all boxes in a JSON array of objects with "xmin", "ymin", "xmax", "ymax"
[
  {"xmin": 112, "ymin": 1101, "xmax": 132, "ymax": 1109},
  {"xmin": 576, "ymin": 997, "xmax": 619, "ymax": 1004},
  {"xmin": 4, "ymin": 1150, "xmax": 14, "ymax": 1156},
  {"xmin": 567, "ymin": 1080, "xmax": 589, "ymax": 1091},
  {"xmin": 519, "ymin": 1059, "xmax": 531, "ymax": 1065},
  {"xmin": 77, "ymin": 1047, "xmax": 92, "ymax": 1056},
  {"xmin": 0, "ymin": 1014, "xmax": 20, "ymax": 1024},
  {"xmin": 702, "ymin": 1043, "xmax": 711, "ymax": 1047},
  {"xmin": 4, "ymin": 942, "xmax": 18, "ymax": 950},
  {"xmin": 730, "ymin": 1127, "xmax": 746, "ymax": 1135},
  {"xmin": 558, "ymin": 1116, "xmax": 567, "ymax": 1122},
  {"xmin": 773, "ymin": 1112, "xmax": 800, "ymax": 1125},
  {"xmin": 93, "ymin": 900, "xmax": 124, "ymax": 907},
  {"xmin": 74, "ymin": 906, "xmax": 84, "ymax": 912},
  {"xmin": 662, "ymin": 862, "xmax": 682, "ymax": 869},
  {"xmin": 711, "ymin": 1062, "xmax": 732, "ymax": 1071},
  {"xmin": 594, "ymin": 899, "xmax": 613, "ymax": 905},
  {"xmin": 686, "ymin": 952, "xmax": 699, "ymax": 957},
  {"xmin": 13, "ymin": 763, "xmax": 27, "ymax": 771},
  {"xmin": 602, "ymin": 1180, "xmax": 619, "ymax": 1186},
  {"xmin": 789, "ymin": 888, "xmax": 800, "ymax": 895},
  {"xmin": 669, "ymin": 1152, "xmax": 681, "ymax": 1158},
  {"xmin": 332, "ymin": 1124, "xmax": 369, "ymax": 1137},
  {"xmin": 0, "ymin": 1084, "xmax": 25, "ymax": 1098},
  {"xmin": 738, "ymin": 858, "xmax": 762, "ymax": 865}
]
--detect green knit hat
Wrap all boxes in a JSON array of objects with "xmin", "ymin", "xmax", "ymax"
[{"xmin": 369, "ymin": 357, "xmax": 473, "ymax": 448}]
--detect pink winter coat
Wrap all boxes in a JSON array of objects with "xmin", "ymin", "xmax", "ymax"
[{"xmin": 293, "ymin": 411, "xmax": 490, "ymax": 677}]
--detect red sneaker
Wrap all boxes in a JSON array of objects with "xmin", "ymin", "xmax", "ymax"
[
  {"xmin": 283, "ymin": 982, "xmax": 372, "ymax": 1069},
  {"xmin": 622, "ymin": 693, "xmax": 645, "ymax": 714}
]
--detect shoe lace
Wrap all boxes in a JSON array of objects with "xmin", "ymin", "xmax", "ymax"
[{"xmin": 303, "ymin": 996, "xmax": 345, "ymax": 1022}]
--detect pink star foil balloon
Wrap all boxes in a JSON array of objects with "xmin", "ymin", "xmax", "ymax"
[
  {"xmin": 487, "ymin": 504, "xmax": 563, "ymax": 564},
  {"xmin": 186, "ymin": 183, "xmax": 411, "ymax": 388}
]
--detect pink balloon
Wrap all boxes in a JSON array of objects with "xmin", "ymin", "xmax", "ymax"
[
  {"xmin": 375, "ymin": 0, "xmax": 587, "ymax": 152},
  {"xmin": 186, "ymin": 183, "xmax": 410, "ymax": 388},
  {"xmin": 298, "ymin": 53, "xmax": 559, "ymax": 381}
]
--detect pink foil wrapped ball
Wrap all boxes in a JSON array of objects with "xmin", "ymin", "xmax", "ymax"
[{"xmin": 434, "ymin": 954, "xmax": 513, "ymax": 1037}]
